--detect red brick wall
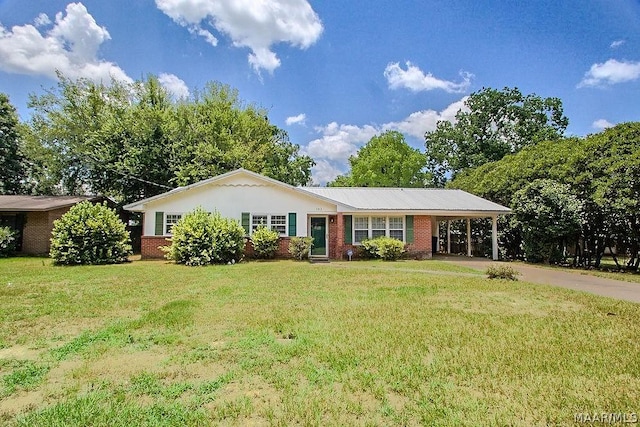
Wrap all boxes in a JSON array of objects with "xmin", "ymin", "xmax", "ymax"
[
  {"xmin": 21, "ymin": 207, "xmax": 70, "ymax": 255},
  {"xmin": 328, "ymin": 215, "xmax": 338, "ymax": 259},
  {"xmin": 141, "ymin": 236, "xmax": 172, "ymax": 259},
  {"xmin": 405, "ymin": 215, "xmax": 432, "ymax": 259},
  {"xmin": 244, "ymin": 236, "xmax": 293, "ymax": 259}
]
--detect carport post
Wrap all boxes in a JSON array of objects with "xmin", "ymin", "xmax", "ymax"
[
  {"xmin": 466, "ymin": 218, "xmax": 472, "ymax": 257},
  {"xmin": 492, "ymin": 216, "xmax": 498, "ymax": 260},
  {"xmin": 446, "ymin": 220, "xmax": 451, "ymax": 254}
]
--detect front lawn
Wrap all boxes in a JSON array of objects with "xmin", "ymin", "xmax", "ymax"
[{"xmin": 0, "ymin": 258, "xmax": 639, "ymax": 426}]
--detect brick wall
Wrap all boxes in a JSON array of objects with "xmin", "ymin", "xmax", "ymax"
[
  {"xmin": 405, "ymin": 215, "xmax": 432, "ymax": 259},
  {"xmin": 141, "ymin": 236, "xmax": 172, "ymax": 259},
  {"xmin": 21, "ymin": 207, "xmax": 70, "ymax": 255},
  {"xmin": 244, "ymin": 236, "xmax": 293, "ymax": 259}
]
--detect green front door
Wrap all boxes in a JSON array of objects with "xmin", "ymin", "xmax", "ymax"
[{"xmin": 310, "ymin": 217, "xmax": 327, "ymax": 256}]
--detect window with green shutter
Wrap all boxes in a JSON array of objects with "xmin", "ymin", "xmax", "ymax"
[
  {"xmin": 241, "ymin": 212, "xmax": 250, "ymax": 235},
  {"xmin": 406, "ymin": 215, "xmax": 414, "ymax": 243},
  {"xmin": 288, "ymin": 213, "xmax": 297, "ymax": 236},
  {"xmin": 344, "ymin": 215, "xmax": 353, "ymax": 244},
  {"xmin": 155, "ymin": 212, "xmax": 164, "ymax": 236}
]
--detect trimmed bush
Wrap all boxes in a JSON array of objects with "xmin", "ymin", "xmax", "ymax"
[
  {"xmin": 50, "ymin": 202, "xmax": 132, "ymax": 265},
  {"xmin": 361, "ymin": 237, "xmax": 405, "ymax": 261},
  {"xmin": 162, "ymin": 208, "xmax": 245, "ymax": 266},
  {"xmin": 486, "ymin": 265, "xmax": 520, "ymax": 280},
  {"xmin": 288, "ymin": 236, "xmax": 314, "ymax": 260},
  {"xmin": 0, "ymin": 226, "xmax": 16, "ymax": 257},
  {"xmin": 251, "ymin": 226, "xmax": 280, "ymax": 259}
]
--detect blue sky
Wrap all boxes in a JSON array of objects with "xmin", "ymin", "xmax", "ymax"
[{"xmin": 1, "ymin": 0, "xmax": 639, "ymax": 184}]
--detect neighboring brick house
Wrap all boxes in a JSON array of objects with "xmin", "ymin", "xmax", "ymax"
[
  {"xmin": 0, "ymin": 196, "xmax": 110, "ymax": 255},
  {"xmin": 124, "ymin": 169, "xmax": 510, "ymax": 261}
]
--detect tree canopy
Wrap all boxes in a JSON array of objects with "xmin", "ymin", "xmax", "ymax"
[
  {"xmin": 425, "ymin": 87, "xmax": 568, "ymax": 185},
  {"xmin": 328, "ymin": 131, "xmax": 428, "ymax": 187},
  {"xmin": 0, "ymin": 93, "xmax": 24, "ymax": 194},
  {"xmin": 450, "ymin": 122, "xmax": 640, "ymax": 269},
  {"xmin": 22, "ymin": 74, "xmax": 314, "ymax": 203}
]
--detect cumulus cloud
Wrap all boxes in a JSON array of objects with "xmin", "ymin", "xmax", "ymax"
[
  {"xmin": 610, "ymin": 40, "xmax": 625, "ymax": 48},
  {"xmin": 158, "ymin": 73, "xmax": 190, "ymax": 99},
  {"xmin": 592, "ymin": 119, "xmax": 614, "ymax": 130},
  {"xmin": 285, "ymin": 113, "xmax": 306, "ymax": 126},
  {"xmin": 0, "ymin": 2, "xmax": 131, "ymax": 83},
  {"xmin": 154, "ymin": 0, "xmax": 323, "ymax": 74},
  {"xmin": 578, "ymin": 59, "xmax": 640, "ymax": 87},
  {"xmin": 34, "ymin": 13, "xmax": 51, "ymax": 27},
  {"xmin": 304, "ymin": 98, "xmax": 467, "ymax": 184},
  {"xmin": 384, "ymin": 61, "xmax": 473, "ymax": 93}
]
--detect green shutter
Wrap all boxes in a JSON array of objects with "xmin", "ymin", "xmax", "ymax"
[
  {"xmin": 406, "ymin": 215, "xmax": 414, "ymax": 243},
  {"xmin": 241, "ymin": 212, "xmax": 250, "ymax": 235},
  {"xmin": 288, "ymin": 212, "xmax": 297, "ymax": 236},
  {"xmin": 344, "ymin": 215, "xmax": 352, "ymax": 244},
  {"xmin": 155, "ymin": 212, "xmax": 164, "ymax": 236}
]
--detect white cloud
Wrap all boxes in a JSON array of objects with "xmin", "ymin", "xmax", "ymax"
[
  {"xmin": 384, "ymin": 61, "xmax": 473, "ymax": 93},
  {"xmin": 383, "ymin": 98, "xmax": 468, "ymax": 138},
  {"xmin": 578, "ymin": 59, "xmax": 640, "ymax": 87},
  {"xmin": 154, "ymin": 0, "xmax": 323, "ymax": 74},
  {"xmin": 158, "ymin": 73, "xmax": 189, "ymax": 99},
  {"xmin": 0, "ymin": 2, "xmax": 131, "ymax": 83},
  {"xmin": 610, "ymin": 40, "xmax": 625, "ymax": 48},
  {"xmin": 305, "ymin": 122, "xmax": 378, "ymax": 162},
  {"xmin": 286, "ymin": 113, "xmax": 306, "ymax": 126},
  {"xmin": 34, "ymin": 13, "xmax": 51, "ymax": 27},
  {"xmin": 311, "ymin": 160, "xmax": 344, "ymax": 185},
  {"xmin": 592, "ymin": 119, "xmax": 614, "ymax": 130}
]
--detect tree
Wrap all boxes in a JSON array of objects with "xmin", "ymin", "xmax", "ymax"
[
  {"xmin": 511, "ymin": 179, "xmax": 582, "ymax": 264},
  {"xmin": 329, "ymin": 131, "xmax": 428, "ymax": 187},
  {"xmin": 0, "ymin": 93, "xmax": 24, "ymax": 194},
  {"xmin": 425, "ymin": 87, "xmax": 568, "ymax": 185}
]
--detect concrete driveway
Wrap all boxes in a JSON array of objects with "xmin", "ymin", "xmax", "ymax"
[{"xmin": 437, "ymin": 256, "xmax": 640, "ymax": 304}]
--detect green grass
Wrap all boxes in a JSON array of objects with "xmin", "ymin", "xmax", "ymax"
[{"xmin": 0, "ymin": 257, "xmax": 639, "ymax": 426}]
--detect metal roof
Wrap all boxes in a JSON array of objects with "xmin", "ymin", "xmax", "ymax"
[
  {"xmin": 301, "ymin": 187, "xmax": 510, "ymax": 213},
  {"xmin": 0, "ymin": 195, "xmax": 102, "ymax": 212}
]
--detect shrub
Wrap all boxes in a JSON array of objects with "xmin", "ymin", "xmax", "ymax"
[
  {"xmin": 50, "ymin": 202, "xmax": 132, "ymax": 265},
  {"xmin": 0, "ymin": 226, "xmax": 16, "ymax": 257},
  {"xmin": 288, "ymin": 236, "xmax": 314, "ymax": 260},
  {"xmin": 162, "ymin": 208, "xmax": 245, "ymax": 266},
  {"xmin": 486, "ymin": 265, "xmax": 520, "ymax": 280},
  {"xmin": 251, "ymin": 226, "xmax": 280, "ymax": 259},
  {"xmin": 361, "ymin": 237, "xmax": 405, "ymax": 261}
]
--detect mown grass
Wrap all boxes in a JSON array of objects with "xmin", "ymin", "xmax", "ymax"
[{"xmin": 0, "ymin": 257, "xmax": 639, "ymax": 426}]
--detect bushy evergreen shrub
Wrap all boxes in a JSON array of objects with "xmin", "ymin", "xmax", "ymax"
[
  {"xmin": 360, "ymin": 237, "xmax": 405, "ymax": 261},
  {"xmin": 251, "ymin": 226, "xmax": 280, "ymax": 259},
  {"xmin": 288, "ymin": 236, "xmax": 313, "ymax": 260},
  {"xmin": 0, "ymin": 226, "xmax": 16, "ymax": 257},
  {"xmin": 50, "ymin": 202, "xmax": 132, "ymax": 265},
  {"xmin": 162, "ymin": 208, "xmax": 245, "ymax": 266}
]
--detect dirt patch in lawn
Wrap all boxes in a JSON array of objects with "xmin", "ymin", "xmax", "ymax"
[{"xmin": 0, "ymin": 346, "xmax": 41, "ymax": 361}]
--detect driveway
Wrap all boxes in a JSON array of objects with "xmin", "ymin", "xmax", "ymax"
[{"xmin": 437, "ymin": 256, "xmax": 640, "ymax": 304}]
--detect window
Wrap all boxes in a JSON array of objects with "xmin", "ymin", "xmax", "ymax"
[
  {"xmin": 354, "ymin": 217, "xmax": 369, "ymax": 244},
  {"xmin": 352, "ymin": 215, "xmax": 405, "ymax": 243},
  {"xmin": 271, "ymin": 215, "xmax": 287, "ymax": 235},
  {"xmin": 389, "ymin": 217, "xmax": 404, "ymax": 241},
  {"xmin": 371, "ymin": 216, "xmax": 386, "ymax": 239},
  {"xmin": 165, "ymin": 214, "xmax": 182, "ymax": 235},
  {"xmin": 251, "ymin": 214, "xmax": 287, "ymax": 236},
  {"xmin": 252, "ymin": 215, "xmax": 268, "ymax": 232}
]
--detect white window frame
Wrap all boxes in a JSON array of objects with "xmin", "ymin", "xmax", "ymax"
[
  {"xmin": 353, "ymin": 215, "xmax": 405, "ymax": 244},
  {"xmin": 250, "ymin": 213, "xmax": 288, "ymax": 237},
  {"xmin": 165, "ymin": 213, "xmax": 182, "ymax": 235}
]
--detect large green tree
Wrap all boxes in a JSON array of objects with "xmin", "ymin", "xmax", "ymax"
[
  {"xmin": 329, "ymin": 131, "xmax": 428, "ymax": 187},
  {"xmin": 425, "ymin": 87, "xmax": 568, "ymax": 185},
  {"xmin": 24, "ymin": 75, "xmax": 314, "ymax": 202},
  {"xmin": 451, "ymin": 122, "xmax": 640, "ymax": 269},
  {"xmin": 0, "ymin": 93, "xmax": 24, "ymax": 194}
]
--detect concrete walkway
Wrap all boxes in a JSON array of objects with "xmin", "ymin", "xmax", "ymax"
[{"xmin": 437, "ymin": 256, "xmax": 640, "ymax": 304}]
